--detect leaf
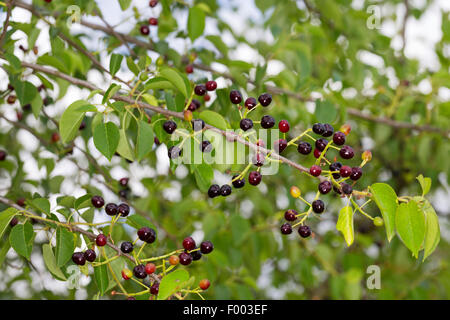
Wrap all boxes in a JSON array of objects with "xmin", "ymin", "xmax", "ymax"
[
  {"xmin": 75, "ymin": 194, "xmax": 92, "ymax": 210},
  {"xmin": 187, "ymin": 6, "xmax": 205, "ymax": 42},
  {"xmin": 143, "ymin": 77, "xmax": 176, "ymax": 92},
  {"xmin": 55, "ymin": 227, "xmax": 75, "ymax": 267},
  {"xmin": 315, "ymin": 99, "xmax": 337, "ymax": 123},
  {"xmin": 30, "ymin": 198, "xmax": 51, "ymax": 216},
  {"xmin": 395, "ymin": 201, "xmax": 425, "ymax": 258},
  {"xmin": 0, "ymin": 208, "xmax": 18, "ymax": 239},
  {"xmin": 94, "ymin": 263, "xmax": 109, "ymax": 296},
  {"xmin": 60, "ymin": 100, "xmax": 96, "ymax": 143},
  {"xmin": 109, "ymin": 53, "xmax": 123, "ymax": 76},
  {"xmin": 136, "ymin": 120, "xmax": 154, "ymax": 161},
  {"xmin": 116, "ymin": 128, "xmax": 135, "ymax": 161},
  {"xmin": 336, "ymin": 206, "xmax": 354, "ymax": 246},
  {"xmin": 9, "ymin": 222, "xmax": 35, "ymax": 260},
  {"xmin": 126, "ymin": 56, "xmax": 140, "ymax": 76},
  {"xmin": 157, "ymin": 269, "xmax": 190, "ymax": 300},
  {"xmin": 230, "ymin": 214, "xmax": 250, "ymax": 246},
  {"xmin": 193, "ymin": 164, "xmax": 213, "ymax": 192},
  {"xmin": 93, "ymin": 122, "xmax": 120, "ymax": 161},
  {"xmin": 42, "ymin": 244, "xmax": 67, "ymax": 281},
  {"xmin": 13, "ymin": 81, "xmax": 37, "ymax": 106},
  {"xmin": 118, "ymin": 0, "xmax": 132, "ymax": 10},
  {"xmin": 370, "ymin": 183, "xmax": 398, "ymax": 242},
  {"xmin": 416, "ymin": 175, "xmax": 432, "ymax": 196},
  {"xmin": 159, "ymin": 68, "xmax": 189, "ymax": 98},
  {"xmin": 420, "ymin": 200, "xmax": 440, "ymax": 261},
  {"xmin": 126, "ymin": 215, "xmax": 157, "ymax": 234},
  {"xmin": 199, "ymin": 110, "xmax": 229, "ymax": 131},
  {"xmin": 102, "ymin": 83, "xmax": 121, "ymax": 104}
]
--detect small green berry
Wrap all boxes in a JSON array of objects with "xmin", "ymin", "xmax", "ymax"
[{"xmin": 374, "ymin": 217, "xmax": 383, "ymax": 227}]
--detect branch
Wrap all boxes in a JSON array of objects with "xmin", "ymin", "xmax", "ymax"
[
  {"xmin": 13, "ymin": 0, "xmax": 449, "ymax": 138},
  {"xmin": 0, "ymin": 195, "xmax": 160, "ymax": 284},
  {"xmin": 0, "ymin": 0, "xmax": 13, "ymax": 46}
]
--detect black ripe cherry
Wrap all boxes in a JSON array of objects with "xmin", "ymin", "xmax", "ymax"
[
  {"xmin": 318, "ymin": 181, "xmax": 332, "ymax": 194},
  {"xmin": 150, "ymin": 283, "xmax": 159, "ymax": 295},
  {"xmin": 179, "ymin": 252, "xmax": 193, "ymax": 265},
  {"xmin": 191, "ymin": 250, "xmax": 202, "ymax": 261},
  {"xmin": 284, "ymin": 209, "xmax": 297, "ymax": 221},
  {"xmin": 258, "ymin": 93, "xmax": 272, "ymax": 107},
  {"xmin": 200, "ymin": 140, "xmax": 213, "ymax": 153},
  {"xmin": 163, "ymin": 120, "xmax": 177, "ymax": 134},
  {"xmin": 350, "ymin": 167, "xmax": 363, "ymax": 180},
  {"xmin": 91, "ymin": 195, "xmax": 104, "ymax": 208},
  {"xmin": 281, "ymin": 223, "xmax": 292, "ymax": 235},
  {"xmin": 185, "ymin": 64, "xmax": 194, "ymax": 74},
  {"xmin": 149, "ymin": 17, "xmax": 158, "ymax": 26},
  {"xmin": 315, "ymin": 138, "xmax": 328, "ymax": 151},
  {"xmin": 312, "ymin": 123, "xmax": 325, "ymax": 135},
  {"xmin": 220, "ymin": 185, "xmax": 232, "ymax": 197},
  {"xmin": 232, "ymin": 175, "xmax": 245, "ymax": 188},
  {"xmin": 208, "ymin": 184, "xmax": 220, "ymax": 198},
  {"xmin": 261, "ymin": 115, "xmax": 275, "ymax": 129},
  {"xmin": 84, "ymin": 249, "xmax": 97, "ymax": 262},
  {"xmin": 240, "ymin": 118, "xmax": 253, "ymax": 131},
  {"xmin": 245, "ymin": 97, "xmax": 257, "ymax": 110},
  {"xmin": 252, "ymin": 153, "xmax": 265, "ymax": 167},
  {"xmin": 192, "ymin": 119, "xmax": 205, "ymax": 131},
  {"xmin": 133, "ymin": 264, "xmax": 147, "ymax": 279},
  {"xmin": 248, "ymin": 171, "xmax": 262, "ymax": 186},
  {"xmin": 298, "ymin": 225, "xmax": 312, "ymax": 238},
  {"xmin": 333, "ymin": 131, "xmax": 346, "ymax": 145},
  {"xmin": 200, "ymin": 241, "xmax": 214, "ymax": 254},
  {"xmin": 118, "ymin": 203, "xmax": 130, "ymax": 217},
  {"xmin": 297, "ymin": 141, "xmax": 312, "ymax": 155},
  {"xmin": 194, "ymin": 84, "xmax": 207, "ymax": 96},
  {"xmin": 119, "ymin": 178, "xmax": 129, "ymax": 187},
  {"xmin": 149, "ymin": 0, "xmax": 158, "ymax": 7},
  {"xmin": 340, "ymin": 145, "xmax": 354, "ymax": 159},
  {"xmin": 341, "ymin": 183, "xmax": 353, "ymax": 195},
  {"xmin": 322, "ymin": 124, "xmax": 334, "ymax": 137},
  {"xmin": 229, "ymin": 90, "xmax": 242, "ymax": 104},
  {"xmin": 120, "ymin": 241, "xmax": 134, "ymax": 254},
  {"xmin": 312, "ymin": 200, "xmax": 325, "ymax": 214},
  {"xmin": 329, "ymin": 162, "xmax": 342, "ymax": 179},
  {"xmin": 313, "ymin": 148, "xmax": 321, "ymax": 158},
  {"xmin": 138, "ymin": 227, "xmax": 156, "ymax": 243},
  {"xmin": 72, "ymin": 252, "xmax": 86, "ymax": 265},
  {"xmin": 105, "ymin": 203, "xmax": 118, "ymax": 216}
]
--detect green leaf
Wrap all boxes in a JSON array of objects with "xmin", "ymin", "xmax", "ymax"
[
  {"xmin": 188, "ymin": 6, "xmax": 205, "ymax": 42},
  {"xmin": 199, "ymin": 110, "xmax": 229, "ymax": 131},
  {"xmin": 126, "ymin": 56, "xmax": 140, "ymax": 76},
  {"xmin": 157, "ymin": 269, "xmax": 190, "ymax": 300},
  {"xmin": 60, "ymin": 100, "xmax": 96, "ymax": 143},
  {"xmin": 116, "ymin": 128, "xmax": 135, "ymax": 161},
  {"xmin": 416, "ymin": 175, "xmax": 432, "ymax": 196},
  {"xmin": 420, "ymin": 200, "xmax": 440, "ymax": 261},
  {"xmin": 0, "ymin": 208, "xmax": 18, "ymax": 239},
  {"xmin": 395, "ymin": 201, "xmax": 425, "ymax": 258},
  {"xmin": 30, "ymin": 198, "xmax": 51, "ymax": 215},
  {"xmin": 370, "ymin": 183, "xmax": 398, "ymax": 241},
  {"xmin": 9, "ymin": 222, "xmax": 35, "ymax": 260},
  {"xmin": 55, "ymin": 227, "xmax": 75, "ymax": 267},
  {"xmin": 230, "ymin": 214, "xmax": 251, "ymax": 246},
  {"xmin": 136, "ymin": 120, "xmax": 154, "ymax": 161},
  {"xmin": 118, "ymin": 0, "xmax": 132, "ymax": 10},
  {"xmin": 109, "ymin": 54, "xmax": 123, "ymax": 76},
  {"xmin": 336, "ymin": 206, "xmax": 354, "ymax": 246},
  {"xmin": 94, "ymin": 263, "xmax": 109, "ymax": 296},
  {"xmin": 126, "ymin": 215, "xmax": 157, "ymax": 235},
  {"xmin": 75, "ymin": 194, "xmax": 93, "ymax": 210},
  {"xmin": 93, "ymin": 122, "xmax": 120, "ymax": 161},
  {"xmin": 159, "ymin": 68, "xmax": 189, "ymax": 98},
  {"xmin": 42, "ymin": 244, "xmax": 67, "ymax": 281},
  {"xmin": 102, "ymin": 83, "xmax": 121, "ymax": 104},
  {"xmin": 315, "ymin": 99, "xmax": 337, "ymax": 123},
  {"xmin": 193, "ymin": 164, "xmax": 214, "ymax": 192},
  {"xmin": 143, "ymin": 77, "xmax": 176, "ymax": 92}
]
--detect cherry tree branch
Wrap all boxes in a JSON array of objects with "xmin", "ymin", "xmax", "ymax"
[{"xmin": 13, "ymin": 0, "xmax": 448, "ymax": 138}]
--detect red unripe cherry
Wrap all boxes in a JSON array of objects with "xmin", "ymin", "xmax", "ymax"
[{"xmin": 278, "ymin": 120, "xmax": 290, "ymax": 133}]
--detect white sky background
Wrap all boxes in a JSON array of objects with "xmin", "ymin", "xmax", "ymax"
[{"xmin": 0, "ymin": 0, "xmax": 449, "ymax": 299}]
